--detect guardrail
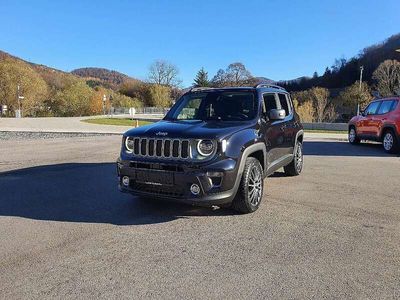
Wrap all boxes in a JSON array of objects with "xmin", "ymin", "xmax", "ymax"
[{"xmin": 302, "ymin": 122, "xmax": 348, "ymax": 131}]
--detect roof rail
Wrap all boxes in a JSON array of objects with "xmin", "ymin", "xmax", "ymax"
[
  {"xmin": 254, "ymin": 83, "xmax": 286, "ymax": 91},
  {"xmin": 189, "ymin": 86, "xmax": 215, "ymax": 92}
]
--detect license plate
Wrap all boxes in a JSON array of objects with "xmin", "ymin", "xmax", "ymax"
[{"xmin": 135, "ymin": 170, "xmax": 174, "ymax": 185}]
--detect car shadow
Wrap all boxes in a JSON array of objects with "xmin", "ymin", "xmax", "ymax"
[
  {"xmin": 303, "ymin": 141, "xmax": 400, "ymax": 157},
  {"xmin": 0, "ymin": 163, "xmax": 236, "ymax": 225}
]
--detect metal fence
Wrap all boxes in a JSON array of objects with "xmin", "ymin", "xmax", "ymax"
[{"xmin": 113, "ymin": 107, "xmax": 169, "ymax": 115}]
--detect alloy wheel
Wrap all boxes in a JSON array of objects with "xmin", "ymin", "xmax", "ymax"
[
  {"xmin": 383, "ymin": 132, "xmax": 394, "ymax": 151},
  {"xmin": 349, "ymin": 128, "xmax": 356, "ymax": 143},
  {"xmin": 248, "ymin": 166, "xmax": 262, "ymax": 206},
  {"xmin": 295, "ymin": 144, "xmax": 303, "ymax": 173}
]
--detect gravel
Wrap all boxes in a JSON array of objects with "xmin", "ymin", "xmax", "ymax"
[{"xmin": 0, "ymin": 131, "xmax": 120, "ymax": 140}]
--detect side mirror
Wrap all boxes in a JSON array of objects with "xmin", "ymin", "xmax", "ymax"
[{"xmin": 268, "ymin": 109, "xmax": 286, "ymax": 120}]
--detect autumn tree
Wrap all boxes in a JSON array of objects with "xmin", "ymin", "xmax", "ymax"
[
  {"xmin": 293, "ymin": 99, "xmax": 315, "ymax": 122},
  {"xmin": 372, "ymin": 60, "xmax": 400, "ymax": 97},
  {"xmin": 193, "ymin": 67, "xmax": 210, "ymax": 87},
  {"xmin": 0, "ymin": 58, "xmax": 48, "ymax": 116},
  {"xmin": 53, "ymin": 80, "xmax": 93, "ymax": 116},
  {"xmin": 148, "ymin": 60, "xmax": 182, "ymax": 87},
  {"xmin": 337, "ymin": 82, "xmax": 372, "ymax": 112},
  {"xmin": 310, "ymin": 87, "xmax": 331, "ymax": 122},
  {"xmin": 211, "ymin": 69, "xmax": 226, "ymax": 87},
  {"xmin": 148, "ymin": 84, "xmax": 172, "ymax": 107}
]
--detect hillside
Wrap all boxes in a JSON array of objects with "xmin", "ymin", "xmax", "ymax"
[
  {"xmin": 71, "ymin": 67, "xmax": 136, "ymax": 88},
  {"xmin": 283, "ymin": 33, "xmax": 400, "ymax": 91}
]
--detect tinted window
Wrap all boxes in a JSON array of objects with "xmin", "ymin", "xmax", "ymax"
[
  {"xmin": 263, "ymin": 94, "xmax": 278, "ymax": 111},
  {"xmin": 391, "ymin": 100, "xmax": 399, "ymax": 111},
  {"xmin": 278, "ymin": 93, "xmax": 290, "ymax": 116},
  {"xmin": 167, "ymin": 91, "xmax": 257, "ymax": 121},
  {"xmin": 365, "ymin": 101, "xmax": 381, "ymax": 115},
  {"xmin": 377, "ymin": 100, "xmax": 394, "ymax": 115}
]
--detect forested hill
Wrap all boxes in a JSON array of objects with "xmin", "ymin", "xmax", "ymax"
[
  {"xmin": 282, "ymin": 33, "xmax": 400, "ymax": 91},
  {"xmin": 71, "ymin": 67, "xmax": 135, "ymax": 87}
]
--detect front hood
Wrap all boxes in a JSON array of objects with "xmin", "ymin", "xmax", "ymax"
[{"xmin": 124, "ymin": 120, "xmax": 255, "ymax": 140}]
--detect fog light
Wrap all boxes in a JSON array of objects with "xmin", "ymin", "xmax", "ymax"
[
  {"xmin": 122, "ymin": 176, "xmax": 130, "ymax": 187},
  {"xmin": 190, "ymin": 184, "xmax": 200, "ymax": 195}
]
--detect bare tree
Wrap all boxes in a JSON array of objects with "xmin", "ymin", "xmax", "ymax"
[
  {"xmin": 311, "ymin": 87, "xmax": 330, "ymax": 122},
  {"xmin": 372, "ymin": 60, "xmax": 400, "ymax": 97},
  {"xmin": 225, "ymin": 62, "xmax": 253, "ymax": 86},
  {"xmin": 148, "ymin": 60, "xmax": 182, "ymax": 88}
]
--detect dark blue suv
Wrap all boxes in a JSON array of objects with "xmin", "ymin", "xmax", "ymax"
[{"xmin": 117, "ymin": 84, "xmax": 304, "ymax": 213}]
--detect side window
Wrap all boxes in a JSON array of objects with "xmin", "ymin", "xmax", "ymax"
[
  {"xmin": 377, "ymin": 101, "xmax": 393, "ymax": 115},
  {"xmin": 391, "ymin": 100, "xmax": 399, "ymax": 111},
  {"xmin": 263, "ymin": 93, "xmax": 278, "ymax": 112},
  {"xmin": 278, "ymin": 93, "xmax": 291, "ymax": 116},
  {"xmin": 365, "ymin": 101, "xmax": 381, "ymax": 115}
]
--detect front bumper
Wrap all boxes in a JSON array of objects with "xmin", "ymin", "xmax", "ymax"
[{"xmin": 117, "ymin": 157, "xmax": 239, "ymax": 206}]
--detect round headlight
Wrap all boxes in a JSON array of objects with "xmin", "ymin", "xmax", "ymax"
[
  {"xmin": 197, "ymin": 140, "xmax": 215, "ymax": 156},
  {"xmin": 125, "ymin": 137, "xmax": 134, "ymax": 153}
]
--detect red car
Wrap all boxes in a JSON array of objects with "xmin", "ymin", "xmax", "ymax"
[{"xmin": 348, "ymin": 97, "xmax": 400, "ymax": 153}]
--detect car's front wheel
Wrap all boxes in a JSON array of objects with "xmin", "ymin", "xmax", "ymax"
[
  {"xmin": 348, "ymin": 127, "xmax": 360, "ymax": 145},
  {"xmin": 382, "ymin": 130, "xmax": 399, "ymax": 154},
  {"xmin": 232, "ymin": 157, "xmax": 263, "ymax": 214}
]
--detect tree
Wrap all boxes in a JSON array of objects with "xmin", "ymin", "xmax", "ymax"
[
  {"xmin": 337, "ymin": 81, "xmax": 372, "ymax": 112},
  {"xmin": 0, "ymin": 58, "xmax": 48, "ymax": 116},
  {"xmin": 148, "ymin": 84, "xmax": 172, "ymax": 107},
  {"xmin": 372, "ymin": 60, "xmax": 400, "ymax": 97},
  {"xmin": 193, "ymin": 67, "xmax": 210, "ymax": 87},
  {"xmin": 310, "ymin": 87, "xmax": 330, "ymax": 122},
  {"xmin": 313, "ymin": 71, "xmax": 318, "ymax": 78},
  {"xmin": 53, "ymin": 80, "xmax": 93, "ymax": 116},
  {"xmin": 293, "ymin": 99, "xmax": 315, "ymax": 122},
  {"xmin": 211, "ymin": 69, "xmax": 226, "ymax": 87},
  {"xmin": 225, "ymin": 62, "xmax": 253, "ymax": 86},
  {"xmin": 148, "ymin": 60, "xmax": 182, "ymax": 87}
]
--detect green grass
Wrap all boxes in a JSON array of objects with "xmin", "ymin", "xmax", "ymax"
[
  {"xmin": 305, "ymin": 129, "xmax": 347, "ymax": 134},
  {"xmin": 82, "ymin": 118, "xmax": 153, "ymax": 127}
]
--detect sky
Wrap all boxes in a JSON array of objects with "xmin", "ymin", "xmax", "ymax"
[{"xmin": 0, "ymin": 0, "xmax": 399, "ymax": 86}]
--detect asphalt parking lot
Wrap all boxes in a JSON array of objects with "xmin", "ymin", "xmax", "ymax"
[{"xmin": 0, "ymin": 135, "xmax": 399, "ymax": 299}]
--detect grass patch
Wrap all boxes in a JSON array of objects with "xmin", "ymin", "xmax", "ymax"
[
  {"xmin": 305, "ymin": 129, "xmax": 347, "ymax": 134},
  {"xmin": 82, "ymin": 118, "xmax": 153, "ymax": 127}
]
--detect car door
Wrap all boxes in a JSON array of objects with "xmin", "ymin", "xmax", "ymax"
[
  {"xmin": 277, "ymin": 93, "xmax": 295, "ymax": 156},
  {"xmin": 358, "ymin": 101, "xmax": 381, "ymax": 136},
  {"xmin": 261, "ymin": 93, "xmax": 285, "ymax": 166}
]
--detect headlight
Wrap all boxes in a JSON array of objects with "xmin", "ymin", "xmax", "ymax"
[
  {"xmin": 125, "ymin": 137, "xmax": 134, "ymax": 153},
  {"xmin": 197, "ymin": 139, "xmax": 215, "ymax": 156}
]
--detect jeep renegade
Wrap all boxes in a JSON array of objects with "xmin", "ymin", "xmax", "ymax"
[
  {"xmin": 117, "ymin": 84, "xmax": 304, "ymax": 213},
  {"xmin": 348, "ymin": 97, "xmax": 400, "ymax": 153}
]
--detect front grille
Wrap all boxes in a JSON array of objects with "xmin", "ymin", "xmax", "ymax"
[{"xmin": 129, "ymin": 137, "xmax": 190, "ymax": 159}]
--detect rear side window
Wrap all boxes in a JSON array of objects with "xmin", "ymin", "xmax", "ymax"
[
  {"xmin": 365, "ymin": 101, "xmax": 381, "ymax": 115},
  {"xmin": 377, "ymin": 100, "xmax": 394, "ymax": 115},
  {"xmin": 278, "ymin": 93, "xmax": 291, "ymax": 116},
  {"xmin": 263, "ymin": 94, "xmax": 278, "ymax": 112}
]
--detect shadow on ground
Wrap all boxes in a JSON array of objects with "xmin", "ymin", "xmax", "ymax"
[
  {"xmin": 0, "ymin": 163, "xmax": 234, "ymax": 225},
  {"xmin": 303, "ymin": 141, "xmax": 399, "ymax": 157}
]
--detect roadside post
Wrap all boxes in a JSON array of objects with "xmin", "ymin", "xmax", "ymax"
[
  {"xmin": 102, "ymin": 94, "xmax": 107, "ymax": 116},
  {"xmin": 129, "ymin": 107, "xmax": 137, "ymax": 127},
  {"xmin": 1, "ymin": 105, "xmax": 8, "ymax": 117}
]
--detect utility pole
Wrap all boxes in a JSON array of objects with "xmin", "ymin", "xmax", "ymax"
[
  {"xmin": 16, "ymin": 85, "xmax": 24, "ymax": 118},
  {"xmin": 357, "ymin": 66, "xmax": 364, "ymax": 115}
]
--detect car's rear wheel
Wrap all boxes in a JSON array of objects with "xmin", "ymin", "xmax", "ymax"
[
  {"xmin": 284, "ymin": 141, "xmax": 303, "ymax": 176},
  {"xmin": 348, "ymin": 127, "xmax": 360, "ymax": 145},
  {"xmin": 382, "ymin": 130, "xmax": 399, "ymax": 154},
  {"xmin": 232, "ymin": 157, "xmax": 263, "ymax": 214}
]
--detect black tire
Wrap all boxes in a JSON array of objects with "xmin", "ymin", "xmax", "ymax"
[
  {"xmin": 231, "ymin": 157, "xmax": 264, "ymax": 214},
  {"xmin": 348, "ymin": 126, "xmax": 361, "ymax": 145},
  {"xmin": 284, "ymin": 141, "xmax": 304, "ymax": 176},
  {"xmin": 382, "ymin": 129, "xmax": 399, "ymax": 154}
]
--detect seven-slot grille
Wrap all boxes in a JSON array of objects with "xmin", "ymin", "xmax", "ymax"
[{"xmin": 130, "ymin": 137, "xmax": 190, "ymax": 159}]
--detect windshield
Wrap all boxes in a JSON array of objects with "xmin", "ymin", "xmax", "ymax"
[{"xmin": 166, "ymin": 91, "xmax": 258, "ymax": 121}]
